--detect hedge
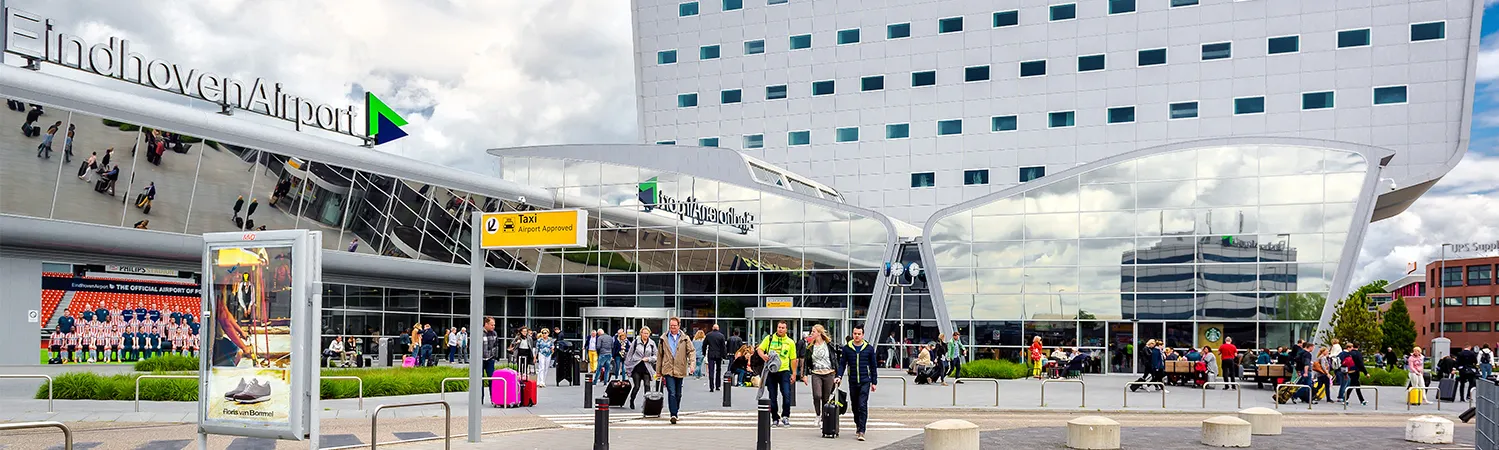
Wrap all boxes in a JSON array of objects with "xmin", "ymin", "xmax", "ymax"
[
  {"xmin": 957, "ymin": 359, "xmax": 1031, "ymax": 380},
  {"xmin": 38, "ymin": 365, "xmax": 517, "ymax": 401},
  {"xmin": 134, "ymin": 354, "xmax": 198, "ymax": 372},
  {"xmin": 1364, "ymin": 367, "xmax": 1413, "ymax": 387}
]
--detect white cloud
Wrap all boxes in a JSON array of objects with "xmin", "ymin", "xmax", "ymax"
[
  {"xmin": 1480, "ymin": 45, "xmax": 1499, "ymax": 82},
  {"xmin": 1354, "ymin": 152, "xmax": 1499, "ymax": 287},
  {"xmin": 9, "ymin": 0, "xmax": 640, "ymax": 171}
]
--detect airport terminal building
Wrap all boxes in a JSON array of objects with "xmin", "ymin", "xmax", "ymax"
[{"xmin": 0, "ymin": 1, "xmax": 1484, "ymax": 373}]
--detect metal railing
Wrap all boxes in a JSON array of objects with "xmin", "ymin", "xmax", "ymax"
[
  {"xmin": 371, "ymin": 401, "xmax": 450, "ymax": 450},
  {"xmin": 0, "ymin": 374, "xmax": 53, "ymax": 412},
  {"xmin": 1201, "ymin": 382, "xmax": 1242, "ymax": 408},
  {"xmin": 877, "ymin": 375, "xmax": 907, "ymax": 406},
  {"xmin": 134, "ymin": 375, "xmax": 198, "ymax": 412},
  {"xmin": 1040, "ymin": 378, "xmax": 1085, "ymax": 408},
  {"xmin": 440, "ymin": 377, "xmax": 506, "ymax": 404},
  {"xmin": 1123, "ymin": 382, "xmax": 1166, "ymax": 409},
  {"xmin": 0, "ymin": 421, "xmax": 71, "ymax": 450},
  {"xmin": 1476, "ymin": 379, "xmax": 1496, "ymax": 450},
  {"xmin": 322, "ymin": 376, "xmax": 365, "ymax": 410},
  {"xmin": 1342, "ymin": 386, "xmax": 1379, "ymax": 410},
  {"xmin": 1407, "ymin": 386, "xmax": 1441, "ymax": 411},
  {"xmin": 950, "ymin": 378, "xmax": 999, "ymax": 407},
  {"xmin": 1273, "ymin": 384, "xmax": 1312, "ymax": 410}
]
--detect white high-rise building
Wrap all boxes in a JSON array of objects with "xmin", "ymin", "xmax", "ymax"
[{"xmin": 630, "ymin": 0, "xmax": 1480, "ymax": 225}]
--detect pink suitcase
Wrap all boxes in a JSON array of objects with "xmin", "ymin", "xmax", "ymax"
[
  {"xmin": 492, "ymin": 368, "xmax": 520, "ymax": 407},
  {"xmin": 402, "ymin": 356, "xmax": 416, "ymax": 368}
]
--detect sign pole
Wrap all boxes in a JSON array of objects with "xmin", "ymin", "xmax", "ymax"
[{"xmin": 468, "ymin": 212, "xmax": 484, "ymax": 443}]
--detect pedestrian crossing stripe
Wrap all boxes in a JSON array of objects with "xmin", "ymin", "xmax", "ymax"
[{"xmin": 539, "ymin": 412, "xmax": 912, "ymax": 430}]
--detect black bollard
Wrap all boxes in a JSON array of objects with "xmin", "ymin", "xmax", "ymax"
[
  {"xmin": 722, "ymin": 374, "xmax": 733, "ymax": 407},
  {"xmin": 594, "ymin": 397, "xmax": 610, "ymax": 450},
  {"xmin": 584, "ymin": 372, "xmax": 594, "ymax": 408},
  {"xmin": 757, "ymin": 398, "xmax": 771, "ymax": 450}
]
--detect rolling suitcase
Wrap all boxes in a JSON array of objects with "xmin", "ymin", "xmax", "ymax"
[
  {"xmin": 1438, "ymin": 378, "xmax": 1457, "ymax": 402},
  {"xmin": 518, "ymin": 361, "xmax": 538, "ymax": 407},
  {"xmin": 606, "ymin": 378, "xmax": 632, "ymax": 407},
  {"xmin": 642, "ymin": 380, "xmax": 664, "ymax": 418},
  {"xmin": 1409, "ymin": 387, "xmax": 1424, "ymax": 405},
  {"xmin": 402, "ymin": 356, "xmax": 416, "ymax": 368},
  {"xmin": 493, "ymin": 368, "xmax": 520, "ymax": 407},
  {"xmin": 820, "ymin": 381, "xmax": 842, "ymax": 438},
  {"xmin": 1461, "ymin": 407, "xmax": 1478, "ymax": 423}
]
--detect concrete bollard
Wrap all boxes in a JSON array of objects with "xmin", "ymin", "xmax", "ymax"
[
  {"xmin": 1200, "ymin": 415, "xmax": 1252, "ymax": 448},
  {"xmin": 923, "ymin": 419, "xmax": 980, "ymax": 450},
  {"xmin": 1405, "ymin": 415, "xmax": 1454, "ymax": 444},
  {"xmin": 1236, "ymin": 407, "xmax": 1282, "ymax": 435},
  {"xmin": 1065, "ymin": 416, "xmax": 1120, "ymax": 450}
]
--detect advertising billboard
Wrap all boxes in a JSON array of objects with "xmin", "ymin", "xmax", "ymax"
[{"xmin": 199, "ymin": 230, "xmax": 318, "ymax": 440}]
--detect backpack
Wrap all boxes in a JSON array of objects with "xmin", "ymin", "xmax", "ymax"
[
  {"xmin": 1342, "ymin": 355, "xmax": 1355, "ymax": 371},
  {"xmin": 1483, "ymin": 352, "xmax": 1492, "ymax": 365},
  {"xmin": 1194, "ymin": 361, "xmax": 1206, "ymax": 372}
]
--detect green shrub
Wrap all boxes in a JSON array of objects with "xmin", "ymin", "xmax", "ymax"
[
  {"xmin": 178, "ymin": 135, "xmax": 203, "ymax": 144},
  {"xmin": 39, "ymin": 364, "xmax": 524, "ymax": 401},
  {"xmin": 958, "ymin": 358, "xmax": 1031, "ymax": 380},
  {"xmin": 118, "ymin": 124, "xmax": 140, "ymax": 132},
  {"xmin": 135, "ymin": 354, "xmax": 199, "ymax": 372},
  {"xmin": 39, "ymin": 372, "xmax": 196, "ymax": 401},
  {"xmin": 1365, "ymin": 367, "xmax": 1411, "ymax": 387},
  {"xmin": 101, "ymin": 118, "xmax": 122, "ymax": 127}
]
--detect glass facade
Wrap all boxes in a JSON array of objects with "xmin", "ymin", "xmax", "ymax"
[{"xmin": 923, "ymin": 144, "xmax": 1372, "ymax": 373}]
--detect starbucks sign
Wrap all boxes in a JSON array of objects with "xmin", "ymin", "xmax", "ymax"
[{"xmin": 1204, "ymin": 327, "xmax": 1223, "ymax": 344}]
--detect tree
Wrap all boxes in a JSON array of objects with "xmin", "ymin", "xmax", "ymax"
[
  {"xmin": 1381, "ymin": 297, "xmax": 1418, "ymax": 355},
  {"xmin": 1323, "ymin": 289, "xmax": 1383, "ymax": 349}
]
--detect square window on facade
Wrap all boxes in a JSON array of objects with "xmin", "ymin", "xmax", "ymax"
[
  {"xmin": 992, "ymin": 115, "xmax": 1018, "ymax": 132},
  {"xmin": 1050, "ymin": 4, "xmax": 1077, "ymax": 21},
  {"xmin": 812, "ymin": 80, "xmax": 835, "ymax": 95},
  {"xmin": 744, "ymin": 134, "xmax": 764, "ymax": 148},
  {"xmin": 1234, "ymin": 96, "xmax": 1265, "ymax": 114},
  {"xmin": 911, "ymin": 172, "xmax": 935, "ymax": 188},
  {"xmin": 965, "ymin": 65, "xmax": 991, "ymax": 82},
  {"xmin": 1468, "ymin": 321, "xmax": 1492, "ymax": 332},
  {"xmin": 766, "ymin": 84, "xmax": 787, "ymax": 100},
  {"xmin": 886, "ymin": 123, "xmax": 910, "ymax": 139},
  {"xmin": 656, "ymin": 140, "xmax": 676, "ymax": 145},
  {"xmin": 1468, "ymin": 296, "xmax": 1493, "ymax": 306},
  {"xmin": 789, "ymin": 34, "xmax": 812, "ymax": 50},
  {"xmin": 1267, "ymin": 36, "xmax": 1299, "ymax": 54},
  {"xmin": 677, "ymin": 93, "xmax": 698, "ymax": 107},
  {"xmin": 1302, "ymin": 91, "xmax": 1334, "ymax": 110},
  {"xmin": 1169, "ymin": 101, "xmax": 1199, "ymax": 119},
  {"xmin": 1444, "ymin": 267, "xmax": 1464, "ymax": 287},
  {"xmin": 721, "ymin": 89, "xmax": 742, "ymax": 104},
  {"xmin": 657, "ymin": 50, "xmax": 677, "ymax": 64},
  {"xmin": 1338, "ymin": 29, "xmax": 1371, "ymax": 48},
  {"xmin": 888, "ymin": 23, "xmax": 911, "ymax": 39},
  {"xmin": 679, "ymin": 2, "xmax": 699, "ymax": 16},
  {"xmin": 1468, "ymin": 265, "xmax": 1492, "ymax": 286},
  {"xmin": 937, "ymin": 119, "xmax": 963, "ymax": 135},
  {"xmin": 1411, "ymin": 21, "xmax": 1446, "ymax": 41},
  {"xmin": 838, "ymin": 29, "xmax": 860, "ymax": 45},
  {"xmin": 1171, "ymin": 0, "xmax": 1198, "ymax": 6},
  {"xmin": 994, "ymin": 10, "xmax": 1019, "ymax": 27},
  {"xmin": 744, "ymin": 39, "xmax": 766, "ymax": 54},
  {"xmin": 1109, "ymin": 0, "xmax": 1136, "ymax": 14},
  {"xmin": 1107, "ymin": 106, "xmax": 1135, "ymax": 123},
  {"xmin": 836, "ymin": 127, "xmax": 859, "ymax": 142},
  {"xmin": 1201, "ymin": 42, "xmax": 1232, "ymax": 60},
  {"xmin": 964, "ymin": 169, "xmax": 990, "ymax": 185},
  {"xmin": 861, "ymin": 76, "xmax": 884, "ymax": 91},
  {"xmin": 939, "ymin": 17, "xmax": 964, "ymax": 33},
  {"xmin": 1020, "ymin": 166, "xmax": 1046, "ymax": 182},
  {"xmin": 1048, "ymin": 111, "xmax": 1075, "ymax": 128},
  {"xmin": 698, "ymin": 137, "xmax": 719, "ymax": 147},
  {"xmin": 1078, "ymin": 54, "xmax": 1105, "ymax": 72},
  {"xmin": 1138, "ymin": 48, "xmax": 1167, "ymax": 66},
  {"xmin": 1374, "ymin": 86, "xmax": 1408, "ymax": 104},
  {"xmin": 723, "ymin": 0, "xmax": 743, "ymax": 11},
  {"xmin": 912, "ymin": 70, "xmax": 937, "ymax": 86},
  {"xmin": 788, "ymin": 130, "xmax": 810, "ymax": 146},
  {"xmin": 700, "ymin": 45, "xmax": 721, "ymax": 60},
  {"xmin": 1020, "ymin": 60, "xmax": 1047, "ymax": 77}
]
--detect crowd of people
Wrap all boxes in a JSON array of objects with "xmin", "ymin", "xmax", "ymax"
[
  {"xmin": 397, "ymin": 324, "xmax": 472, "ymax": 367},
  {"xmin": 46, "ymin": 303, "xmax": 200, "ymax": 364}
]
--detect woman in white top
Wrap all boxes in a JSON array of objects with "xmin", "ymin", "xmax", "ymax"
[{"xmin": 803, "ymin": 324, "xmax": 840, "ymax": 418}]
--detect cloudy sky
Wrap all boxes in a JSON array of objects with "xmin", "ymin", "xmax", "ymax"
[{"xmin": 10, "ymin": 0, "xmax": 1499, "ymax": 288}]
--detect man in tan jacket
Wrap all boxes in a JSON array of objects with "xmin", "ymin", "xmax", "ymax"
[{"xmin": 656, "ymin": 317, "xmax": 696, "ymax": 423}]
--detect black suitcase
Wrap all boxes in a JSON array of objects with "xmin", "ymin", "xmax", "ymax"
[
  {"xmin": 1461, "ymin": 407, "xmax": 1478, "ymax": 423},
  {"xmin": 642, "ymin": 381, "xmax": 664, "ymax": 418},
  {"xmin": 606, "ymin": 379, "xmax": 632, "ymax": 407},
  {"xmin": 821, "ymin": 381, "xmax": 843, "ymax": 438},
  {"xmin": 1439, "ymin": 378, "xmax": 1457, "ymax": 402}
]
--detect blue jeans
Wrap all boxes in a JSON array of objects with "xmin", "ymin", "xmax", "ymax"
[
  {"xmin": 766, "ymin": 371, "xmax": 792, "ymax": 421},
  {"xmin": 421, "ymin": 345, "xmax": 433, "ymax": 366},
  {"xmin": 662, "ymin": 375, "xmax": 684, "ymax": 417},
  {"xmin": 483, "ymin": 359, "xmax": 496, "ymax": 398},
  {"xmin": 596, "ymin": 354, "xmax": 614, "ymax": 383}
]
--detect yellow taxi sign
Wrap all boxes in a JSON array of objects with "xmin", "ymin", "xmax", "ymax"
[
  {"xmin": 765, "ymin": 297, "xmax": 793, "ymax": 308},
  {"xmin": 479, "ymin": 209, "xmax": 588, "ymax": 249}
]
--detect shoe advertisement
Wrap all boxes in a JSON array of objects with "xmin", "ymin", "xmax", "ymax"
[{"xmin": 199, "ymin": 235, "xmax": 310, "ymax": 437}]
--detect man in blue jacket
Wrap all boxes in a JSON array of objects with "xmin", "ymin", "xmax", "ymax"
[{"xmin": 835, "ymin": 325, "xmax": 879, "ymax": 442}]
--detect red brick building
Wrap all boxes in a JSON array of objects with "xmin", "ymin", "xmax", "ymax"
[{"xmin": 1406, "ymin": 256, "xmax": 1499, "ymax": 349}]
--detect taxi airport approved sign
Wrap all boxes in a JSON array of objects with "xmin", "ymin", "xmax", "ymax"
[{"xmin": 479, "ymin": 209, "xmax": 589, "ymax": 249}]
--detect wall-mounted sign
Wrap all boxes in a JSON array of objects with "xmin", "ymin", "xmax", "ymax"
[
  {"xmin": 3, "ymin": 8, "xmax": 407, "ymax": 146},
  {"xmin": 1449, "ymin": 240, "xmax": 1499, "ymax": 253},
  {"xmin": 638, "ymin": 177, "xmax": 754, "ymax": 234},
  {"xmin": 104, "ymin": 265, "xmax": 179, "ymax": 277},
  {"xmin": 765, "ymin": 297, "xmax": 793, "ymax": 308},
  {"xmin": 479, "ymin": 209, "xmax": 588, "ymax": 249}
]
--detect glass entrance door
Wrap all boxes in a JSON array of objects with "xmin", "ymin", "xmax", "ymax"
[
  {"xmin": 1107, "ymin": 322, "xmax": 1135, "ymax": 373},
  {"xmin": 581, "ymin": 307, "xmax": 673, "ymax": 343},
  {"xmin": 1137, "ymin": 322, "xmax": 1165, "ymax": 373}
]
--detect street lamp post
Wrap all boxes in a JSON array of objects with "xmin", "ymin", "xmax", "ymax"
[{"xmin": 1440, "ymin": 243, "xmax": 1452, "ymax": 338}]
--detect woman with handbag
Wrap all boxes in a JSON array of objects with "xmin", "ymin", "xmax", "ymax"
[
  {"xmin": 803, "ymin": 324, "xmax": 840, "ymax": 419},
  {"xmin": 621, "ymin": 326, "xmax": 658, "ymax": 409}
]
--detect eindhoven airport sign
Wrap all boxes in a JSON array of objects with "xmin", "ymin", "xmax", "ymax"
[
  {"xmin": 2, "ymin": 8, "xmax": 409, "ymax": 145},
  {"xmin": 638, "ymin": 177, "xmax": 755, "ymax": 234}
]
